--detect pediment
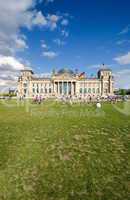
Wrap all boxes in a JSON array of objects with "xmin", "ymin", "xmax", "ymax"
[{"xmin": 52, "ymin": 73, "xmax": 76, "ymax": 80}]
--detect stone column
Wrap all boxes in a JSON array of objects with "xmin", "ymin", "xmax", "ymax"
[
  {"xmin": 68, "ymin": 82, "xmax": 70, "ymax": 95},
  {"xmin": 73, "ymin": 82, "xmax": 76, "ymax": 95},
  {"xmin": 57, "ymin": 82, "xmax": 58, "ymax": 95},
  {"xmin": 55, "ymin": 82, "xmax": 58, "ymax": 94},
  {"xmin": 110, "ymin": 80, "xmax": 113, "ymax": 94},
  {"xmin": 58, "ymin": 82, "xmax": 60, "ymax": 95},
  {"xmin": 54, "ymin": 82, "xmax": 56, "ymax": 94},
  {"xmin": 67, "ymin": 82, "xmax": 68, "ymax": 95},
  {"xmin": 62, "ymin": 81, "xmax": 64, "ymax": 95},
  {"xmin": 70, "ymin": 82, "xmax": 72, "ymax": 95},
  {"xmin": 100, "ymin": 81, "xmax": 103, "ymax": 96},
  {"xmin": 75, "ymin": 82, "xmax": 79, "ymax": 96},
  {"xmin": 71, "ymin": 82, "xmax": 74, "ymax": 95},
  {"xmin": 59, "ymin": 82, "xmax": 61, "ymax": 95},
  {"xmin": 72, "ymin": 82, "xmax": 75, "ymax": 95},
  {"xmin": 69, "ymin": 82, "xmax": 71, "ymax": 95}
]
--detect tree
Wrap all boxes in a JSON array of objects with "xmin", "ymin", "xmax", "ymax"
[{"xmin": 119, "ymin": 89, "xmax": 127, "ymax": 96}]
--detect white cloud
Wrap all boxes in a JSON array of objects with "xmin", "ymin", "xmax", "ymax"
[
  {"xmin": 88, "ymin": 64, "xmax": 102, "ymax": 69},
  {"xmin": 32, "ymin": 11, "xmax": 47, "ymax": 26},
  {"xmin": 114, "ymin": 69, "xmax": 130, "ymax": 89},
  {"xmin": 0, "ymin": 1, "xmax": 70, "ymax": 89},
  {"xmin": 40, "ymin": 0, "xmax": 54, "ymax": 3},
  {"xmin": 116, "ymin": 40, "xmax": 130, "ymax": 45},
  {"xmin": 42, "ymin": 51, "xmax": 58, "ymax": 59},
  {"xmin": 42, "ymin": 44, "xmax": 48, "ymax": 48},
  {"xmin": 35, "ymin": 72, "xmax": 51, "ymax": 78},
  {"xmin": 0, "ymin": 55, "xmax": 26, "ymax": 91},
  {"xmin": 41, "ymin": 40, "xmax": 49, "ymax": 49},
  {"xmin": 61, "ymin": 19, "xmax": 69, "ymax": 26},
  {"xmin": 42, "ymin": 43, "xmax": 48, "ymax": 49},
  {"xmin": 46, "ymin": 0, "xmax": 54, "ymax": 3},
  {"xmin": 0, "ymin": 0, "xmax": 62, "ymax": 56},
  {"xmin": 0, "ymin": 0, "xmax": 34, "ymax": 12},
  {"xmin": 0, "ymin": 0, "xmax": 43, "ymax": 55},
  {"xmin": 61, "ymin": 30, "xmax": 69, "ymax": 37},
  {"xmin": 119, "ymin": 24, "xmax": 130, "ymax": 35},
  {"xmin": 0, "ymin": 56, "xmax": 25, "ymax": 71},
  {"xmin": 53, "ymin": 38, "xmax": 65, "ymax": 46},
  {"xmin": 114, "ymin": 52, "xmax": 130, "ymax": 65},
  {"xmin": 47, "ymin": 14, "xmax": 60, "ymax": 30},
  {"xmin": 15, "ymin": 37, "xmax": 28, "ymax": 50}
]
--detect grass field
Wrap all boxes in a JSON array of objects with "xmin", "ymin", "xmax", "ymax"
[{"xmin": 0, "ymin": 100, "xmax": 129, "ymax": 200}]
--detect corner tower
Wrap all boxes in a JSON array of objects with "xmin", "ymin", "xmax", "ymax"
[
  {"xmin": 20, "ymin": 70, "xmax": 34, "ymax": 80},
  {"xmin": 18, "ymin": 69, "xmax": 34, "ymax": 98},
  {"xmin": 98, "ymin": 67, "xmax": 114, "ymax": 96}
]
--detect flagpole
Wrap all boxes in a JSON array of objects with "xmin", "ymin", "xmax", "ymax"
[{"xmin": 84, "ymin": 77, "xmax": 85, "ymax": 98}]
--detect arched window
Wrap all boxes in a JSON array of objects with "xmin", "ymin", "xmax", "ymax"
[{"xmin": 23, "ymin": 83, "xmax": 27, "ymax": 87}]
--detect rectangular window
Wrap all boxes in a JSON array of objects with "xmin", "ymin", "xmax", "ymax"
[
  {"xmin": 97, "ymin": 88, "xmax": 100, "ymax": 93},
  {"xmin": 23, "ymin": 83, "xmax": 27, "ymax": 87},
  {"xmin": 45, "ymin": 88, "xmax": 47, "ymax": 94},
  {"xmin": 88, "ymin": 88, "xmax": 91, "ymax": 93},
  {"xmin": 92, "ymin": 88, "xmax": 95, "ymax": 93},
  {"xmin": 41, "ymin": 88, "xmax": 43, "ymax": 93},
  {"xmin": 24, "ymin": 89, "xmax": 27, "ymax": 94},
  {"xmin": 84, "ymin": 88, "xmax": 87, "ymax": 93},
  {"xmin": 80, "ymin": 88, "xmax": 82, "ymax": 94}
]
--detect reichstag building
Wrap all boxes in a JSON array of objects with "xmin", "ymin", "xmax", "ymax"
[{"xmin": 18, "ymin": 66, "xmax": 114, "ymax": 98}]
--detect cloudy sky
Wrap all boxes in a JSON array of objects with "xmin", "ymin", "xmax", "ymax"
[{"xmin": 0, "ymin": 0, "xmax": 130, "ymax": 91}]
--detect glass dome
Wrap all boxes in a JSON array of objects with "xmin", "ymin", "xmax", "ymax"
[{"xmin": 57, "ymin": 68, "xmax": 74, "ymax": 75}]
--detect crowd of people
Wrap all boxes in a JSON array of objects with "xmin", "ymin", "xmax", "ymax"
[
  {"xmin": 31, "ymin": 94, "xmax": 129, "ymax": 106},
  {"xmin": 32, "ymin": 95, "xmax": 44, "ymax": 104}
]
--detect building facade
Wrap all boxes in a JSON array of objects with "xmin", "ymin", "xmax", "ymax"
[{"xmin": 17, "ymin": 67, "xmax": 114, "ymax": 98}]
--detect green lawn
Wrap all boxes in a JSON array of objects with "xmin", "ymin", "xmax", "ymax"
[{"xmin": 0, "ymin": 100, "xmax": 129, "ymax": 200}]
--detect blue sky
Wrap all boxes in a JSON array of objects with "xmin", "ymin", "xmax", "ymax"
[{"xmin": 0, "ymin": 0, "xmax": 130, "ymax": 89}]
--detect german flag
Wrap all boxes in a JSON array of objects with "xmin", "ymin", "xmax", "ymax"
[{"xmin": 79, "ymin": 72, "xmax": 85, "ymax": 79}]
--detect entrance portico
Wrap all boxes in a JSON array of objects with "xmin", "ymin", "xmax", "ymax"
[{"xmin": 54, "ymin": 81, "xmax": 76, "ymax": 96}]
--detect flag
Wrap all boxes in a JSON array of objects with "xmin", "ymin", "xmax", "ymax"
[{"xmin": 79, "ymin": 72, "xmax": 85, "ymax": 79}]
